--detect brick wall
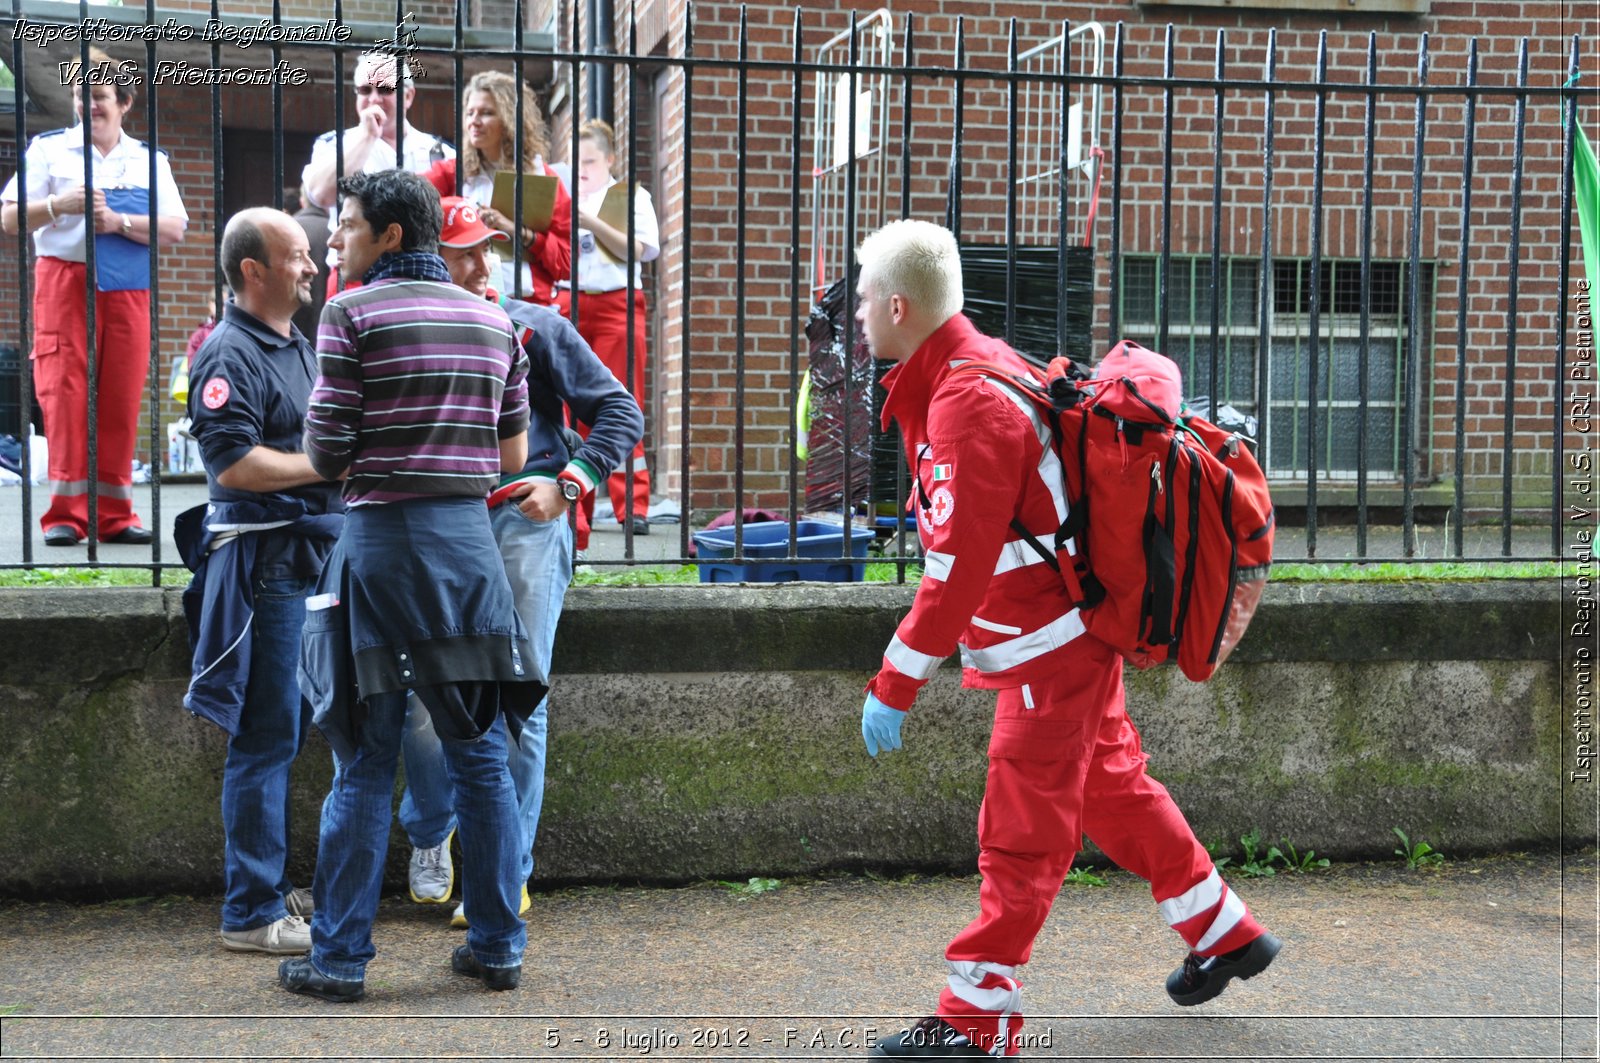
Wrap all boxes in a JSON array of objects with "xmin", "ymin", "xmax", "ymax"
[
  {"xmin": 2, "ymin": 0, "xmax": 1591, "ymax": 515},
  {"xmin": 638, "ymin": 0, "xmax": 1594, "ymax": 514}
]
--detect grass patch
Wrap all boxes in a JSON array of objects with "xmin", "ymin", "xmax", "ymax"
[
  {"xmin": 1270, "ymin": 560, "xmax": 1562, "ymax": 582},
  {"xmin": 0, "ymin": 567, "xmax": 187, "ymax": 588},
  {"xmin": 571, "ymin": 560, "xmax": 920, "ymax": 587}
]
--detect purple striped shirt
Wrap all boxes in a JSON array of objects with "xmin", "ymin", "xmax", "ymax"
[{"xmin": 304, "ymin": 278, "xmax": 531, "ymax": 505}]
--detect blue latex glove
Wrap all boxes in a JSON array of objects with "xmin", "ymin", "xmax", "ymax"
[{"xmin": 861, "ymin": 692, "xmax": 906, "ymax": 758}]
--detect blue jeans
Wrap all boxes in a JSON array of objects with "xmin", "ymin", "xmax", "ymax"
[
  {"xmin": 399, "ymin": 503, "xmax": 572, "ymax": 884},
  {"xmin": 310, "ymin": 688, "xmax": 526, "ymax": 980},
  {"xmin": 220, "ymin": 574, "xmax": 314, "ymax": 933}
]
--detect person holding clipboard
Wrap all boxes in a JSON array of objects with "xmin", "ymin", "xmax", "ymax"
[
  {"xmin": 554, "ymin": 120, "xmax": 660, "ymax": 537},
  {"xmin": 423, "ymin": 71, "xmax": 571, "ymax": 307},
  {"xmin": 1, "ymin": 48, "xmax": 188, "ymax": 546}
]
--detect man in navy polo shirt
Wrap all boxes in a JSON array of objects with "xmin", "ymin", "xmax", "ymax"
[{"xmin": 181, "ymin": 207, "xmax": 345, "ymax": 956}]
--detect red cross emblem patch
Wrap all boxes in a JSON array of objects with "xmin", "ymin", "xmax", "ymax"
[
  {"xmin": 928, "ymin": 486, "xmax": 955, "ymax": 527},
  {"xmin": 202, "ymin": 377, "xmax": 230, "ymax": 410}
]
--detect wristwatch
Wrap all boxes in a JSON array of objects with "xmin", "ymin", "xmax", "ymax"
[
  {"xmin": 119, "ymin": 213, "xmax": 132, "ymax": 235},
  {"xmin": 559, "ymin": 479, "xmax": 582, "ymax": 503}
]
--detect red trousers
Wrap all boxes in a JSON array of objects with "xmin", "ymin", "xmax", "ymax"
[
  {"xmin": 555, "ymin": 287, "xmax": 651, "ymax": 532},
  {"xmin": 31, "ymin": 257, "xmax": 151, "ymax": 539},
  {"xmin": 938, "ymin": 637, "xmax": 1265, "ymax": 1056}
]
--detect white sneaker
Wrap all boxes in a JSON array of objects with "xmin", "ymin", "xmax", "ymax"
[
  {"xmin": 220, "ymin": 914, "xmax": 311, "ymax": 955},
  {"xmin": 409, "ymin": 828, "xmax": 455, "ymax": 904}
]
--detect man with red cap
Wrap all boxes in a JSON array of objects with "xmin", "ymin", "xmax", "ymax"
[{"xmin": 394, "ymin": 196, "xmax": 642, "ymax": 928}]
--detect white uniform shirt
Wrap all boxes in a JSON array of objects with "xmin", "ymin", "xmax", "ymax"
[
  {"xmin": 302, "ymin": 121, "xmax": 455, "ymax": 271},
  {"xmin": 567, "ymin": 179, "xmax": 660, "ymax": 293},
  {"xmin": 2, "ymin": 127, "xmax": 188, "ymax": 262}
]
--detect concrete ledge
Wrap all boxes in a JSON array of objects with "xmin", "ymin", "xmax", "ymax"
[{"xmin": 0, "ymin": 580, "xmax": 1584, "ymax": 898}]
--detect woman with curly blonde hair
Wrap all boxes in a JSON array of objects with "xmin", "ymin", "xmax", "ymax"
[{"xmin": 425, "ymin": 70, "xmax": 571, "ymax": 304}]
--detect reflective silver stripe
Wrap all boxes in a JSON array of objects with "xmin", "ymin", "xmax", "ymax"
[
  {"xmin": 982, "ymin": 376, "xmax": 1069, "ymax": 524},
  {"xmin": 923, "ymin": 550, "xmax": 955, "ymax": 582},
  {"xmin": 51, "ymin": 479, "xmax": 135, "ymax": 499},
  {"xmin": 945, "ymin": 961, "xmax": 1021, "ymax": 1054},
  {"xmin": 992, "ymin": 538, "xmax": 1057, "ymax": 576},
  {"xmin": 1159, "ymin": 868, "xmax": 1224, "ymax": 926},
  {"xmin": 1196, "ymin": 888, "xmax": 1248, "ymax": 952},
  {"xmin": 884, "ymin": 635, "xmax": 944, "ymax": 680},
  {"xmin": 971, "ymin": 614, "xmax": 1022, "ymax": 635},
  {"xmin": 1021, "ymin": 684, "xmax": 1035, "ymax": 709},
  {"xmin": 959, "ymin": 609, "xmax": 1085, "ymax": 673}
]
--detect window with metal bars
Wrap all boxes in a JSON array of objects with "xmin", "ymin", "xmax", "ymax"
[{"xmin": 1118, "ymin": 256, "xmax": 1431, "ymax": 480}]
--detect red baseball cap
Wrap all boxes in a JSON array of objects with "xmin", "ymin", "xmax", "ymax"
[{"xmin": 439, "ymin": 196, "xmax": 510, "ymax": 248}]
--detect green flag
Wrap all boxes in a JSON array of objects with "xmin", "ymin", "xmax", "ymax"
[{"xmin": 1578, "ymin": 121, "xmax": 1600, "ymax": 292}]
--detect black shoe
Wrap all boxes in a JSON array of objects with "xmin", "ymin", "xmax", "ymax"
[
  {"xmin": 869, "ymin": 1016, "xmax": 990, "ymax": 1058},
  {"xmin": 102, "ymin": 525, "xmax": 152, "ymax": 545},
  {"xmin": 43, "ymin": 526, "xmax": 82, "ymax": 547},
  {"xmin": 278, "ymin": 957, "xmax": 364, "ymax": 1003},
  {"xmin": 1166, "ymin": 932, "xmax": 1281, "ymax": 1006},
  {"xmin": 627, "ymin": 515, "xmax": 650, "ymax": 536},
  {"xmin": 450, "ymin": 944, "xmax": 521, "ymax": 991}
]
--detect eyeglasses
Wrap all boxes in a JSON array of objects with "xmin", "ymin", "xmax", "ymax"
[{"xmin": 355, "ymin": 83, "xmax": 397, "ymax": 96}]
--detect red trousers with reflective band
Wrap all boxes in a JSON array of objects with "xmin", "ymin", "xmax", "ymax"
[
  {"xmin": 31, "ymin": 256, "xmax": 150, "ymax": 539},
  {"xmin": 937, "ymin": 636, "xmax": 1265, "ymax": 1056},
  {"xmin": 555, "ymin": 287, "xmax": 651, "ymax": 532}
]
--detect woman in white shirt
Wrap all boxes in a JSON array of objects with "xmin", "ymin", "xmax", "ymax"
[
  {"xmin": 424, "ymin": 70, "xmax": 571, "ymax": 306},
  {"xmin": 554, "ymin": 120, "xmax": 661, "ymax": 536},
  {"xmin": 0, "ymin": 48, "xmax": 188, "ymax": 546}
]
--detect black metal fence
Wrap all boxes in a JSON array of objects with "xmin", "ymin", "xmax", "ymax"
[{"xmin": 1, "ymin": 3, "xmax": 1592, "ymax": 580}]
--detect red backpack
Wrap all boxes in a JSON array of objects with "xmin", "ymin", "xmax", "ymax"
[{"xmin": 949, "ymin": 340, "xmax": 1274, "ymax": 682}]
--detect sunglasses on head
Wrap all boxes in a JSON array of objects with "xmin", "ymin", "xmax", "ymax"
[{"xmin": 355, "ymin": 83, "xmax": 397, "ymax": 96}]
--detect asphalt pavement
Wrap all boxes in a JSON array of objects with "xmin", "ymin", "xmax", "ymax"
[
  {"xmin": 0, "ymin": 852, "xmax": 1595, "ymax": 1061},
  {"xmin": 0, "ymin": 480, "xmax": 683, "ymax": 571}
]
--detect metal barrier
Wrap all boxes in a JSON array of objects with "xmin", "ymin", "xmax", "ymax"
[{"xmin": 0, "ymin": 4, "xmax": 1591, "ymax": 578}]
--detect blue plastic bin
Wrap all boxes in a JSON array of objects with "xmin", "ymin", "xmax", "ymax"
[{"xmin": 693, "ymin": 520, "xmax": 877, "ymax": 583}]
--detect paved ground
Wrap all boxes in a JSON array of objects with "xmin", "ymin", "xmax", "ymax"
[
  {"xmin": 1, "ymin": 852, "xmax": 1596, "ymax": 1061},
  {"xmin": 0, "ymin": 479, "xmax": 1569, "ymax": 573},
  {"xmin": 0, "ymin": 481, "xmax": 683, "ymax": 571}
]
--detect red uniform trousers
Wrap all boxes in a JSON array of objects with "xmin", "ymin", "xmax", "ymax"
[
  {"xmin": 938, "ymin": 637, "xmax": 1265, "ymax": 1056},
  {"xmin": 31, "ymin": 256, "xmax": 151, "ymax": 539},
  {"xmin": 555, "ymin": 287, "xmax": 651, "ymax": 529}
]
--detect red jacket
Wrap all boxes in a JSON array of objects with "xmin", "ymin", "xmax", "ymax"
[
  {"xmin": 868, "ymin": 314, "xmax": 1088, "ymax": 710},
  {"xmin": 424, "ymin": 158, "xmax": 573, "ymax": 305}
]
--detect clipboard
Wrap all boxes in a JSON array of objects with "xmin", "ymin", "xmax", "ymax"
[
  {"xmin": 596, "ymin": 183, "xmax": 634, "ymax": 233},
  {"xmin": 590, "ymin": 183, "xmax": 640, "ymax": 264},
  {"xmin": 94, "ymin": 187, "xmax": 152, "ymax": 292},
  {"xmin": 490, "ymin": 171, "xmax": 557, "ymax": 235}
]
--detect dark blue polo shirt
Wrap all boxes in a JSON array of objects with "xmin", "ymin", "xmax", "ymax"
[{"xmin": 187, "ymin": 302, "xmax": 344, "ymax": 578}]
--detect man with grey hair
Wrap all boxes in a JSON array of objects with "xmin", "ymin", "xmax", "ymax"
[
  {"xmin": 181, "ymin": 207, "xmax": 344, "ymax": 956},
  {"xmin": 854, "ymin": 219, "xmax": 1279, "ymax": 1059}
]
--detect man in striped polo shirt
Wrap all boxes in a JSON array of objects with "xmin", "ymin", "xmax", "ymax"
[{"xmin": 281, "ymin": 169, "xmax": 537, "ymax": 1003}]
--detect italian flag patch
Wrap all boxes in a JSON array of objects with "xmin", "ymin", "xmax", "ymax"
[{"xmin": 932, "ymin": 463, "xmax": 953, "ymax": 482}]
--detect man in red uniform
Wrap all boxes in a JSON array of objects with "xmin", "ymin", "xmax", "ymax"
[{"xmin": 855, "ymin": 220, "xmax": 1280, "ymax": 1059}]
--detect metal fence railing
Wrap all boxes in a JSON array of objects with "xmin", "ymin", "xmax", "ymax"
[{"xmin": 0, "ymin": 4, "xmax": 1592, "ymax": 580}]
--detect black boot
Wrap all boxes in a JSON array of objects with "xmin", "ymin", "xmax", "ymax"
[
  {"xmin": 869, "ymin": 1016, "xmax": 991, "ymax": 1058},
  {"xmin": 1166, "ymin": 932, "xmax": 1281, "ymax": 1006}
]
